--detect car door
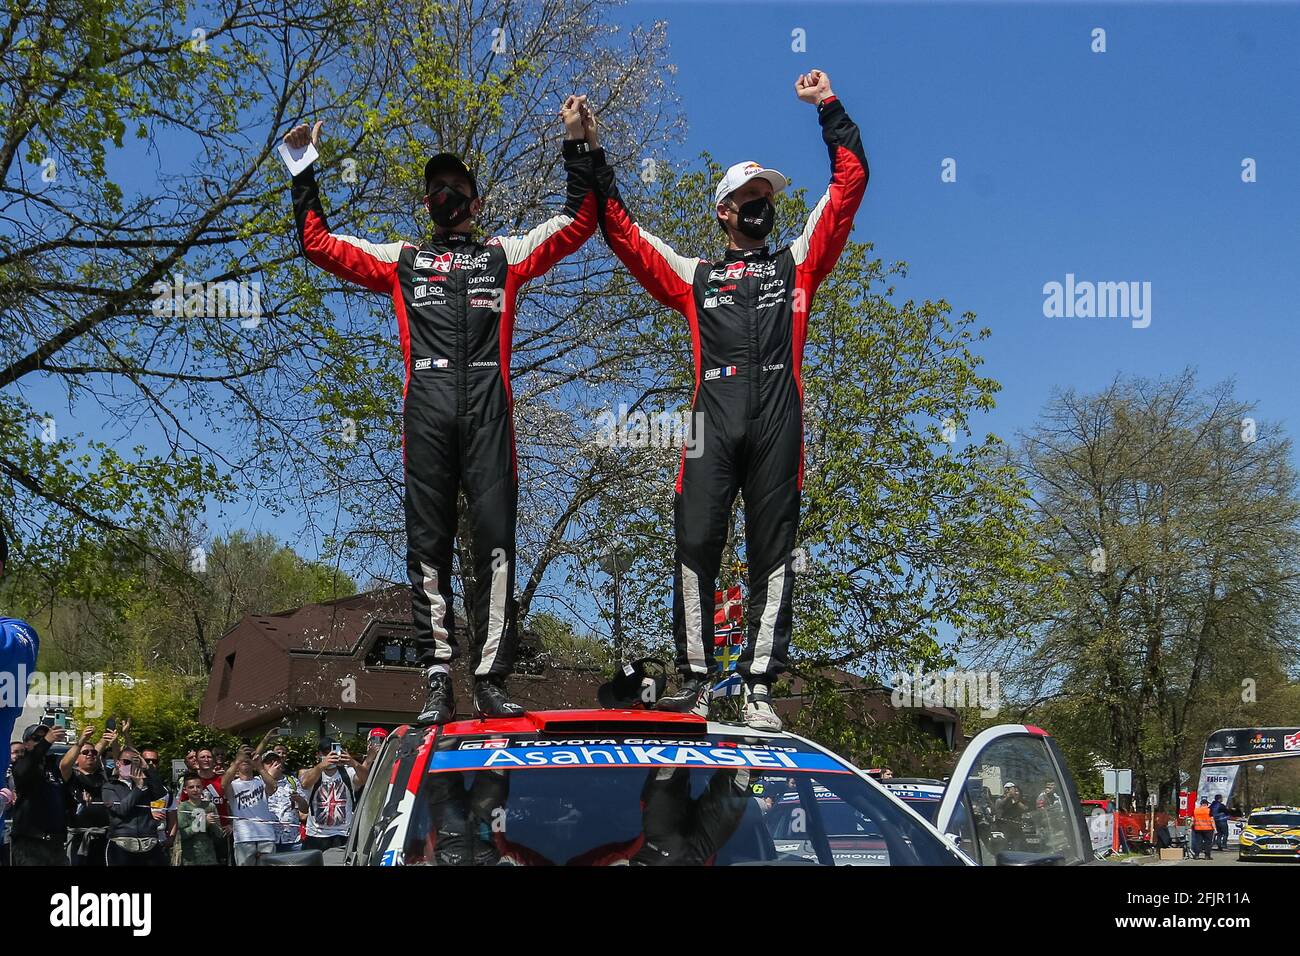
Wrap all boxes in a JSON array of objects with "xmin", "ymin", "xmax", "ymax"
[{"xmin": 934, "ymin": 724, "xmax": 1091, "ymax": 865}]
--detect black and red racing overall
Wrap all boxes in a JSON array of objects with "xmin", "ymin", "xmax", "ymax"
[
  {"xmin": 292, "ymin": 140, "xmax": 599, "ymax": 678},
  {"xmin": 594, "ymin": 97, "xmax": 868, "ymax": 685}
]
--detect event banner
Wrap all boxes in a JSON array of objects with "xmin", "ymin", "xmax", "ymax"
[
  {"xmin": 1201, "ymin": 727, "xmax": 1300, "ymax": 763},
  {"xmin": 1195, "ymin": 764, "xmax": 1240, "ymax": 803}
]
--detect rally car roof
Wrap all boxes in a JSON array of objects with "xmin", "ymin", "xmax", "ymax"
[{"xmin": 409, "ymin": 709, "xmax": 786, "ymax": 739}]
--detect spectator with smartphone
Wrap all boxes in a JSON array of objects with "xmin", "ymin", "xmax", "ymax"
[
  {"xmin": 67, "ymin": 726, "xmax": 112, "ymax": 865},
  {"xmin": 223, "ymin": 735, "xmax": 280, "ymax": 865},
  {"xmin": 102, "ymin": 747, "xmax": 168, "ymax": 865},
  {"xmin": 299, "ymin": 738, "xmax": 372, "ymax": 852},
  {"xmin": 10, "ymin": 723, "xmax": 75, "ymax": 865},
  {"xmin": 175, "ymin": 772, "xmax": 222, "ymax": 866},
  {"xmin": 262, "ymin": 747, "xmax": 307, "ymax": 853}
]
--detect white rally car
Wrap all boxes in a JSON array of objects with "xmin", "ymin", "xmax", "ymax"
[{"xmin": 339, "ymin": 709, "xmax": 975, "ymax": 866}]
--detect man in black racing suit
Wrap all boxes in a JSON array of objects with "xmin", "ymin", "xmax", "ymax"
[
  {"xmin": 589, "ymin": 71, "xmax": 868, "ymax": 729},
  {"xmin": 285, "ymin": 97, "xmax": 601, "ymax": 723}
]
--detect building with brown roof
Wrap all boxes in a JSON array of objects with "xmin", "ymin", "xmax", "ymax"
[{"xmin": 198, "ymin": 586, "xmax": 603, "ymax": 740}]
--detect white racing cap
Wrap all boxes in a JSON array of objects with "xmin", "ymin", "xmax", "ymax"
[{"xmin": 713, "ymin": 160, "xmax": 789, "ymax": 207}]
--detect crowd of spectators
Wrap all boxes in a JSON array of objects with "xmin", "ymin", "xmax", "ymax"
[{"xmin": 0, "ymin": 721, "xmax": 381, "ymax": 866}]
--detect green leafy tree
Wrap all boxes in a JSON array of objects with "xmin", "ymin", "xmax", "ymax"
[{"xmin": 970, "ymin": 372, "xmax": 1300, "ymax": 805}]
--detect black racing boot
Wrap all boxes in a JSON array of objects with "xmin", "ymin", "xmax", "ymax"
[
  {"xmin": 473, "ymin": 676, "xmax": 525, "ymax": 718},
  {"xmin": 655, "ymin": 675, "xmax": 706, "ymax": 713},
  {"xmin": 417, "ymin": 670, "xmax": 456, "ymax": 725}
]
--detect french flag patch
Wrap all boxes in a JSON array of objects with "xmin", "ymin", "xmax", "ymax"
[{"xmin": 704, "ymin": 365, "xmax": 738, "ymax": 381}]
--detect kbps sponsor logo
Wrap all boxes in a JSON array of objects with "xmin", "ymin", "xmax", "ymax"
[{"xmin": 594, "ymin": 404, "xmax": 705, "ymax": 459}]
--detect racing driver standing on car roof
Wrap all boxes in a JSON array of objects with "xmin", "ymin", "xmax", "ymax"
[
  {"xmin": 284, "ymin": 97, "xmax": 601, "ymax": 724},
  {"xmin": 587, "ymin": 70, "xmax": 868, "ymax": 730}
]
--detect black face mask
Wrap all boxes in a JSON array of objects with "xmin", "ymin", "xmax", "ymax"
[
  {"xmin": 734, "ymin": 196, "xmax": 775, "ymax": 240},
  {"xmin": 428, "ymin": 185, "xmax": 472, "ymax": 228}
]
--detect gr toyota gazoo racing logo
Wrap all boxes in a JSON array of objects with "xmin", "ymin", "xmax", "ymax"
[
  {"xmin": 413, "ymin": 249, "xmax": 493, "ymax": 272},
  {"xmin": 708, "ymin": 261, "xmax": 747, "ymax": 282},
  {"xmin": 459, "ymin": 737, "xmax": 510, "ymax": 750},
  {"xmin": 709, "ymin": 259, "xmax": 777, "ymax": 281},
  {"xmin": 414, "ymin": 250, "xmax": 454, "ymax": 272}
]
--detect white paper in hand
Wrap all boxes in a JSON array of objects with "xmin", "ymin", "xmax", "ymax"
[{"xmin": 277, "ymin": 140, "xmax": 319, "ymax": 177}]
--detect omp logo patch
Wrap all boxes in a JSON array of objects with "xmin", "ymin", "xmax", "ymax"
[{"xmin": 704, "ymin": 366, "xmax": 738, "ymax": 381}]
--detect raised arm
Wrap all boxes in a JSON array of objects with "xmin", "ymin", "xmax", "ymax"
[
  {"xmin": 59, "ymin": 725, "xmax": 91, "ymax": 781},
  {"xmin": 285, "ymin": 121, "xmax": 405, "ymax": 294},
  {"xmin": 587, "ymin": 105, "xmax": 698, "ymax": 314},
  {"xmin": 789, "ymin": 72, "xmax": 869, "ymax": 289},
  {"xmin": 490, "ymin": 95, "xmax": 600, "ymax": 283}
]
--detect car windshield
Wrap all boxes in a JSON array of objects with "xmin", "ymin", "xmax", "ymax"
[
  {"xmin": 883, "ymin": 783, "xmax": 945, "ymax": 823},
  {"xmin": 1250, "ymin": 812, "xmax": 1300, "ymax": 828},
  {"xmin": 398, "ymin": 735, "xmax": 960, "ymax": 866}
]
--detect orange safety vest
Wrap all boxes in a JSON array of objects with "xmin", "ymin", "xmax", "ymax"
[{"xmin": 1193, "ymin": 805, "xmax": 1214, "ymax": 831}]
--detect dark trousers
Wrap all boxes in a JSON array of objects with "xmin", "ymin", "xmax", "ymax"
[
  {"xmin": 404, "ymin": 394, "xmax": 518, "ymax": 678},
  {"xmin": 672, "ymin": 392, "xmax": 801, "ymax": 683},
  {"xmin": 304, "ymin": 834, "xmax": 347, "ymax": 852},
  {"xmin": 12, "ymin": 834, "xmax": 68, "ymax": 866},
  {"xmin": 1215, "ymin": 820, "xmax": 1228, "ymax": 849},
  {"xmin": 1191, "ymin": 830, "xmax": 1213, "ymax": 857}
]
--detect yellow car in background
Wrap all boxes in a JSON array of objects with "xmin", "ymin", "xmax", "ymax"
[{"xmin": 1238, "ymin": 806, "xmax": 1300, "ymax": 861}]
